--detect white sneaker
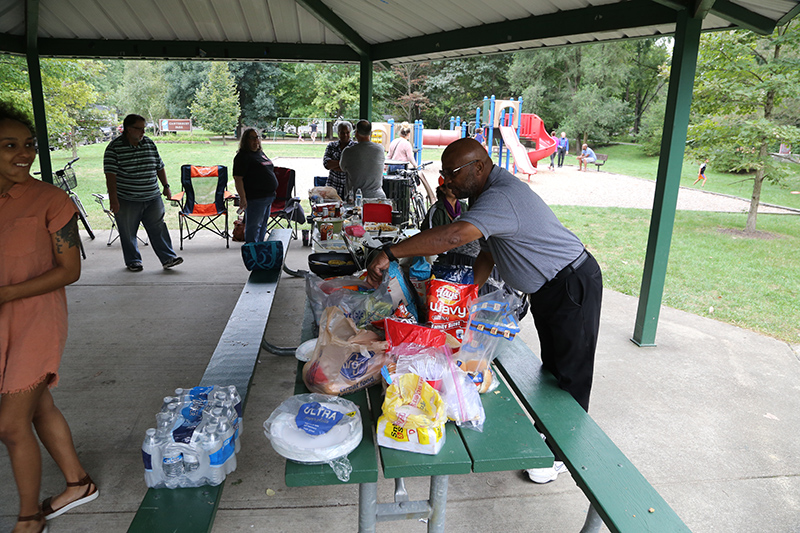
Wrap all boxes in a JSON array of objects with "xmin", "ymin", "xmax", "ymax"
[{"xmin": 525, "ymin": 461, "xmax": 567, "ymax": 484}]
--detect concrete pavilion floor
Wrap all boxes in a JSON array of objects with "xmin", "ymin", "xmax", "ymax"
[{"xmin": 1, "ymin": 221, "xmax": 799, "ymax": 532}]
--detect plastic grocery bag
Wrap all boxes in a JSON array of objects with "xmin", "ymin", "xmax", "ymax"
[
  {"xmin": 440, "ymin": 347, "xmax": 485, "ymax": 431},
  {"xmin": 458, "ymin": 289, "xmax": 522, "ymax": 393},
  {"xmin": 302, "ymin": 307, "xmax": 389, "ymax": 396},
  {"xmin": 263, "ymin": 393, "xmax": 362, "ymax": 482},
  {"xmin": 305, "ymin": 273, "xmax": 395, "ymax": 328},
  {"xmin": 377, "ymin": 374, "xmax": 447, "ymax": 455}
]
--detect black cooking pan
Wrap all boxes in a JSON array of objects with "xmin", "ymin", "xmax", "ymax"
[{"xmin": 308, "ymin": 252, "xmax": 358, "ymax": 277}]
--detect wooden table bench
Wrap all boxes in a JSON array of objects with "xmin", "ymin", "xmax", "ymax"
[
  {"xmin": 127, "ymin": 228, "xmax": 292, "ymax": 533},
  {"xmin": 593, "ymin": 153, "xmax": 609, "ymax": 170},
  {"xmin": 287, "ymin": 305, "xmax": 690, "ymax": 532}
]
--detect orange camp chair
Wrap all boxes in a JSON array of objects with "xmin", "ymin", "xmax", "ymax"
[
  {"xmin": 169, "ymin": 164, "xmax": 235, "ymax": 249},
  {"xmin": 267, "ymin": 167, "xmax": 304, "ymax": 239}
]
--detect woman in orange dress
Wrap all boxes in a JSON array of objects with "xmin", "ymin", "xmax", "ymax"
[{"xmin": 0, "ymin": 102, "xmax": 98, "ymax": 533}]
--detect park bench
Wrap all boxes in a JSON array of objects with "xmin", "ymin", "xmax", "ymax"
[
  {"xmin": 127, "ymin": 228, "xmax": 292, "ymax": 533},
  {"xmin": 286, "ymin": 304, "xmax": 691, "ymax": 533},
  {"xmin": 593, "ymin": 153, "xmax": 609, "ymax": 170}
]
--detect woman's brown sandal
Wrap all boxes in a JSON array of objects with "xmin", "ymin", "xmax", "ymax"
[
  {"xmin": 41, "ymin": 473, "xmax": 99, "ymax": 520},
  {"xmin": 17, "ymin": 512, "xmax": 48, "ymax": 532}
]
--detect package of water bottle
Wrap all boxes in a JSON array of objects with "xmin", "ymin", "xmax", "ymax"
[{"xmin": 141, "ymin": 385, "xmax": 243, "ymax": 489}]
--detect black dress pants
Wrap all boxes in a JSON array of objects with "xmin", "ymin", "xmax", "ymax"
[
  {"xmin": 528, "ymin": 253, "xmax": 602, "ymax": 412},
  {"xmin": 557, "ymin": 147, "xmax": 566, "ymax": 167}
]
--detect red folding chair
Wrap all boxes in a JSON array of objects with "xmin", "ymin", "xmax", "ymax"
[{"xmin": 266, "ymin": 167, "xmax": 304, "ymax": 239}]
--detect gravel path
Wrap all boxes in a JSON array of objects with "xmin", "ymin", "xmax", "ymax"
[{"xmin": 274, "ymin": 156, "xmax": 799, "ymax": 215}]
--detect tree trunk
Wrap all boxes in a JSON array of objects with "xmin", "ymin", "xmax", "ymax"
[
  {"xmin": 221, "ymin": 133, "xmax": 226, "ymax": 146},
  {"xmin": 745, "ymin": 143, "xmax": 768, "ymax": 233},
  {"xmin": 71, "ymin": 126, "xmax": 78, "ymax": 159}
]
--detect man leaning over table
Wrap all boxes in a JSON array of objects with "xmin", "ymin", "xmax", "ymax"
[
  {"xmin": 104, "ymin": 114, "xmax": 183, "ymax": 272},
  {"xmin": 366, "ymin": 138, "xmax": 603, "ymax": 484}
]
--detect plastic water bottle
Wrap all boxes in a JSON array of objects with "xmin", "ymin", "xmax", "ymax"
[
  {"xmin": 183, "ymin": 449, "xmax": 200, "ymax": 475},
  {"xmin": 355, "ymin": 188, "xmax": 363, "ymax": 209},
  {"xmin": 162, "ymin": 444, "xmax": 185, "ymax": 480},
  {"xmin": 216, "ymin": 418, "xmax": 237, "ymax": 475},
  {"xmin": 202, "ymin": 423, "xmax": 225, "ymax": 485},
  {"xmin": 142, "ymin": 428, "xmax": 161, "ymax": 487}
]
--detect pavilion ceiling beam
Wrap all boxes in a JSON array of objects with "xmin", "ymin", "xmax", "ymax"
[
  {"xmin": 710, "ymin": 0, "xmax": 776, "ymax": 34},
  {"xmin": 295, "ymin": 0, "xmax": 371, "ymax": 59},
  {"xmin": 691, "ymin": 0, "xmax": 717, "ymax": 18},
  {"xmin": 27, "ymin": 38, "xmax": 361, "ymax": 62},
  {"xmin": 372, "ymin": 0, "xmax": 677, "ymax": 62},
  {"xmin": 778, "ymin": 3, "xmax": 800, "ymax": 26}
]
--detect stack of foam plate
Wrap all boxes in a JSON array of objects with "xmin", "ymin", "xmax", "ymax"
[{"xmin": 263, "ymin": 394, "xmax": 362, "ymax": 464}]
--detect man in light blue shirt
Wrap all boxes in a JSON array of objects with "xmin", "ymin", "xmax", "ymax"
[{"xmin": 577, "ymin": 144, "xmax": 597, "ymax": 171}]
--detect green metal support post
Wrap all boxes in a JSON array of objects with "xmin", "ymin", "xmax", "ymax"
[
  {"xmin": 25, "ymin": 0, "xmax": 53, "ymax": 182},
  {"xmin": 359, "ymin": 57, "xmax": 373, "ymax": 121},
  {"xmin": 631, "ymin": 9, "xmax": 701, "ymax": 346}
]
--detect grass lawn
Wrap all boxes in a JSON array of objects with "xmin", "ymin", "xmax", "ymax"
[
  {"xmin": 38, "ymin": 137, "xmax": 800, "ymax": 343},
  {"xmin": 596, "ymin": 143, "xmax": 800, "ymax": 210}
]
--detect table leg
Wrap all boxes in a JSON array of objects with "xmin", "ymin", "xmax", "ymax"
[
  {"xmin": 358, "ymin": 482, "xmax": 378, "ymax": 533},
  {"xmin": 427, "ymin": 475, "xmax": 449, "ymax": 533},
  {"xmin": 579, "ymin": 504, "xmax": 603, "ymax": 533}
]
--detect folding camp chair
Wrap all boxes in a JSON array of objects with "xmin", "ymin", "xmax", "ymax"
[
  {"xmin": 266, "ymin": 167, "xmax": 305, "ymax": 239},
  {"xmin": 169, "ymin": 164, "xmax": 235, "ymax": 249},
  {"xmin": 92, "ymin": 193, "xmax": 149, "ymax": 247}
]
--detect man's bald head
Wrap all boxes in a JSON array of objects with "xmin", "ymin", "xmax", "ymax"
[
  {"xmin": 441, "ymin": 138, "xmax": 493, "ymax": 199},
  {"xmin": 442, "ymin": 138, "xmax": 490, "ymax": 166}
]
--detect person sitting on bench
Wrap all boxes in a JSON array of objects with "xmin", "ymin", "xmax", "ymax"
[{"xmin": 577, "ymin": 144, "xmax": 597, "ymax": 171}]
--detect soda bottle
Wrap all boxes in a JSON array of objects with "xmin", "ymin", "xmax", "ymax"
[{"xmin": 355, "ymin": 188, "xmax": 363, "ymax": 208}]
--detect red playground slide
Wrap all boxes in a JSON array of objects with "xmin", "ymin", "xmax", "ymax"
[{"xmin": 519, "ymin": 113, "xmax": 557, "ymax": 166}]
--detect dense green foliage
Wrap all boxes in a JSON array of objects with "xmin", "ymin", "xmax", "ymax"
[{"xmin": 189, "ymin": 63, "xmax": 240, "ymax": 143}]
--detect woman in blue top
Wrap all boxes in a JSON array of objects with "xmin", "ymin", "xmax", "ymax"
[
  {"xmin": 233, "ymin": 128, "xmax": 279, "ymax": 242},
  {"xmin": 577, "ymin": 144, "xmax": 597, "ymax": 171}
]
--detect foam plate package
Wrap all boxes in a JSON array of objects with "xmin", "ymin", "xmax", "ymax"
[
  {"xmin": 263, "ymin": 394, "xmax": 362, "ymax": 464},
  {"xmin": 295, "ymin": 338, "xmax": 318, "ymax": 362}
]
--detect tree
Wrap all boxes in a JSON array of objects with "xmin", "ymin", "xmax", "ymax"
[
  {"xmin": 229, "ymin": 62, "xmax": 283, "ymax": 130},
  {"xmin": 424, "ymin": 56, "xmax": 512, "ymax": 128},
  {"xmin": 116, "ymin": 61, "xmax": 168, "ymax": 135},
  {"xmin": 190, "ymin": 62, "xmax": 240, "ymax": 144},
  {"xmin": 688, "ymin": 22, "xmax": 800, "ymax": 232},
  {"xmin": 164, "ymin": 61, "xmax": 211, "ymax": 118}
]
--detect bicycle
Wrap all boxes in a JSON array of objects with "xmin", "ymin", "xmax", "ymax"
[
  {"xmin": 49, "ymin": 158, "xmax": 94, "ymax": 238},
  {"xmin": 35, "ymin": 158, "xmax": 94, "ymax": 258},
  {"xmin": 393, "ymin": 161, "xmax": 435, "ymax": 229}
]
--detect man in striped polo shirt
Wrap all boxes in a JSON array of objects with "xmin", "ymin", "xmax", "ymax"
[{"xmin": 104, "ymin": 114, "xmax": 182, "ymax": 272}]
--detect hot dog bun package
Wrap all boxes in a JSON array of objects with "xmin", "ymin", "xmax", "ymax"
[
  {"xmin": 263, "ymin": 393, "xmax": 361, "ymax": 481},
  {"xmin": 425, "ymin": 279, "xmax": 479, "ymax": 344},
  {"xmin": 458, "ymin": 289, "xmax": 522, "ymax": 393},
  {"xmin": 303, "ymin": 306, "xmax": 388, "ymax": 396},
  {"xmin": 377, "ymin": 374, "xmax": 447, "ymax": 455}
]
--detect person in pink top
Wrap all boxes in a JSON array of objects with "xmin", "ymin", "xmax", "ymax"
[
  {"xmin": 386, "ymin": 122, "xmax": 417, "ymax": 174},
  {"xmin": 0, "ymin": 102, "xmax": 98, "ymax": 533}
]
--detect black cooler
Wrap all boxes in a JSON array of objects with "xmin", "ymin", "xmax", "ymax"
[{"xmin": 382, "ymin": 176, "xmax": 412, "ymax": 224}]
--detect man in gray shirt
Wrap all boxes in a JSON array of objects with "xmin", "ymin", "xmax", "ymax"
[
  {"xmin": 339, "ymin": 119, "xmax": 386, "ymax": 199},
  {"xmin": 367, "ymin": 138, "xmax": 603, "ymax": 485}
]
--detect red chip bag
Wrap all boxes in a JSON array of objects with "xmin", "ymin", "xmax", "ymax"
[{"xmin": 425, "ymin": 279, "xmax": 479, "ymax": 342}]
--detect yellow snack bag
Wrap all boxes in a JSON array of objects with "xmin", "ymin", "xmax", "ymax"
[{"xmin": 377, "ymin": 374, "xmax": 447, "ymax": 455}]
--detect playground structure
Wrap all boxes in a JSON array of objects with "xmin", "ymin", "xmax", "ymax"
[{"xmin": 382, "ymin": 96, "xmax": 556, "ymax": 179}]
